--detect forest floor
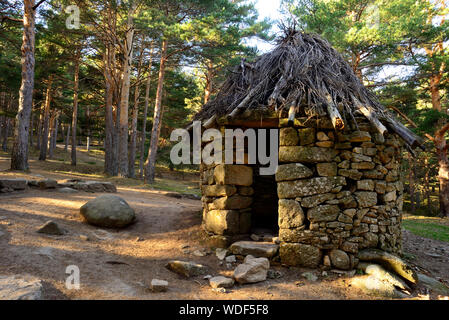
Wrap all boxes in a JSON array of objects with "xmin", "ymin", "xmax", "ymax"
[{"xmin": 0, "ymin": 144, "xmax": 448, "ymax": 300}]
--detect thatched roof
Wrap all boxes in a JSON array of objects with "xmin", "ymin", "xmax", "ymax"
[{"xmin": 193, "ymin": 29, "xmax": 423, "ymax": 149}]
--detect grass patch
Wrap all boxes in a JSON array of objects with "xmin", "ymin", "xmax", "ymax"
[
  {"xmin": 402, "ymin": 217, "xmax": 449, "ymax": 243},
  {"xmin": 147, "ymin": 178, "xmax": 200, "ymax": 196}
]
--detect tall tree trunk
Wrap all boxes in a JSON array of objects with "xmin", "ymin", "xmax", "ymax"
[
  {"xmin": 139, "ymin": 43, "xmax": 154, "ymax": 178},
  {"xmin": 10, "ymin": 0, "xmax": 36, "ymax": 170},
  {"xmin": 39, "ymin": 75, "xmax": 53, "ymax": 161},
  {"xmin": 128, "ymin": 38, "xmax": 144, "ymax": 178},
  {"xmin": 204, "ymin": 60, "xmax": 214, "ymax": 104},
  {"xmin": 144, "ymin": 39, "xmax": 168, "ymax": 184},
  {"xmin": 118, "ymin": 3, "xmax": 136, "ymax": 177},
  {"xmin": 47, "ymin": 111, "xmax": 56, "ymax": 159},
  {"xmin": 65, "ymin": 124, "xmax": 70, "ymax": 152},
  {"xmin": 36, "ymin": 104, "xmax": 42, "ymax": 150},
  {"xmin": 433, "ymin": 124, "xmax": 449, "ymax": 217},
  {"xmin": 60, "ymin": 122, "xmax": 65, "ymax": 148},
  {"xmin": 2, "ymin": 118, "xmax": 10, "ymax": 152},
  {"xmin": 86, "ymin": 106, "xmax": 90, "ymax": 151},
  {"xmin": 53, "ymin": 113, "xmax": 58, "ymax": 150},
  {"xmin": 408, "ymin": 153, "xmax": 415, "ymax": 213},
  {"xmin": 103, "ymin": 3, "xmax": 118, "ymax": 176},
  {"xmin": 29, "ymin": 112, "xmax": 34, "ymax": 147},
  {"xmin": 71, "ymin": 49, "xmax": 80, "ymax": 166}
]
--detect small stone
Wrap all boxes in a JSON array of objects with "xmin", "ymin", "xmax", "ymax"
[
  {"xmin": 58, "ymin": 187, "xmax": 78, "ymax": 193},
  {"xmin": 298, "ymin": 128, "xmax": 316, "ymax": 145},
  {"xmin": 37, "ymin": 221, "xmax": 66, "ymax": 236},
  {"xmin": 317, "ymin": 131, "xmax": 329, "ymax": 141},
  {"xmin": 279, "ymin": 243, "xmax": 322, "ymax": 268},
  {"xmin": 229, "ymin": 241, "xmax": 279, "ymax": 259},
  {"xmin": 357, "ymin": 180, "xmax": 374, "ymax": 191},
  {"xmin": 233, "ymin": 256, "xmax": 269, "ymax": 284},
  {"xmin": 349, "ymin": 131, "xmax": 371, "ymax": 142},
  {"xmin": 329, "ymin": 249, "xmax": 350, "ymax": 270},
  {"xmin": 211, "ymin": 287, "xmax": 227, "ymax": 294},
  {"xmin": 280, "ymin": 127, "xmax": 299, "ymax": 146},
  {"xmin": 323, "ymin": 255, "xmax": 331, "ymax": 267},
  {"xmin": 316, "ymin": 141, "xmax": 334, "ymax": 148},
  {"xmin": 301, "ymin": 272, "xmax": 318, "ymax": 282},
  {"xmin": 307, "ymin": 205, "xmax": 339, "ymax": 222},
  {"xmin": 150, "ymin": 279, "xmax": 168, "ymax": 292},
  {"xmin": 354, "ymin": 192, "xmax": 378, "ymax": 208},
  {"xmin": 275, "ymin": 163, "xmax": 313, "ymax": 181},
  {"xmin": 351, "ymin": 162, "xmax": 376, "ymax": 170},
  {"xmin": 165, "ymin": 261, "xmax": 208, "ymax": 278},
  {"xmin": 38, "ymin": 179, "xmax": 58, "ymax": 189},
  {"xmin": 278, "ymin": 199, "xmax": 305, "ymax": 228},
  {"xmin": 316, "ymin": 162, "xmax": 337, "ymax": 177},
  {"xmin": 250, "ymin": 234, "xmax": 260, "ymax": 241},
  {"xmin": 225, "ymin": 255, "xmax": 236, "ymax": 263},
  {"xmin": 215, "ymin": 248, "xmax": 228, "ymax": 261},
  {"xmin": 193, "ymin": 249, "xmax": 207, "ymax": 257},
  {"xmin": 209, "ymin": 276, "xmax": 234, "ymax": 288},
  {"xmin": 267, "ymin": 269, "xmax": 283, "ymax": 279},
  {"xmin": 79, "ymin": 235, "xmax": 89, "ymax": 241}
]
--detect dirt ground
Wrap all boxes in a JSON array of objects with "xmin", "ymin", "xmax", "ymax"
[{"xmin": 0, "ymin": 148, "xmax": 448, "ymax": 300}]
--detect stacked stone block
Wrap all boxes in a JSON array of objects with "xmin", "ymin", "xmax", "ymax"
[
  {"xmin": 201, "ymin": 163, "xmax": 254, "ymax": 237},
  {"xmin": 277, "ymin": 117, "xmax": 403, "ymax": 269}
]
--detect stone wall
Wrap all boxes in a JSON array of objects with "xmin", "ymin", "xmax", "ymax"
[{"xmin": 200, "ymin": 116, "xmax": 404, "ymax": 270}]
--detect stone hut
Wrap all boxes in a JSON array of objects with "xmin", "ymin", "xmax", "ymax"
[{"xmin": 190, "ymin": 30, "xmax": 423, "ymax": 269}]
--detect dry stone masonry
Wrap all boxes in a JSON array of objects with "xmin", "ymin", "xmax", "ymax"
[{"xmin": 200, "ymin": 116, "xmax": 404, "ymax": 270}]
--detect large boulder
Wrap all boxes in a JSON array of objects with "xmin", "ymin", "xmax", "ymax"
[
  {"xmin": 0, "ymin": 275, "xmax": 43, "ymax": 300},
  {"xmin": 79, "ymin": 195, "xmax": 136, "ymax": 228}
]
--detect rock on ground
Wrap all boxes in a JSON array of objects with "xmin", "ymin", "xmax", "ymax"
[
  {"xmin": 38, "ymin": 179, "xmax": 57, "ymax": 189},
  {"xmin": 150, "ymin": 279, "xmax": 168, "ymax": 292},
  {"xmin": 357, "ymin": 248, "xmax": 418, "ymax": 284},
  {"xmin": 229, "ymin": 241, "xmax": 279, "ymax": 259},
  {"xmin": 359, "ymin": 263, "xmax": 410, "ymax": 292},
  {"xmin": 165, "ymin": 261, "xmax": 208, "ymax": 278},
  {"xmin": 37, "ymin": 221, "xmax": 66, "ymax": 236},
  {"xmin": 79, "ymin": 195, "xmax": 136, "ymax": 228},
  {"xmin": 58, "ymin": 187, "xmax": 78, "ymax": 194},
  {"xmin": 0, "ymin": 275, "xmax": 43, "ymax": 300},
  {"xmin": 350, "ymin": 275, "xmax": 409, "ymax": 299},
  {"xmin": 215, "ymin": 248, "xmax": 227, "ymax": 260},
  {"xmin": 233, "ymin": 255, "xmax": 270, "ymax": 284},
  {"xmin": 329, "ymin": 249, "xmax": 350, "ymax": 270},
  {"xmin": 209, "ymin": 276, "xmax": 234, "ymax": 289},
  {"xmin": 417, "ymin": 273, "xmax": 449, "ymax": 296},
  {"xmin": 0, "ymin": 179, "xmax": 27, "ymax": 191}
]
